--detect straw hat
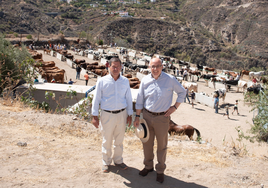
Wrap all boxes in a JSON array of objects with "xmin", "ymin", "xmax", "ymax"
[{"xmin": 135, "ymin": 119, "xmax": 150, "ymax": 143}]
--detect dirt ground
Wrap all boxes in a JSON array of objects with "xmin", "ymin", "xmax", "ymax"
[{"xmin": 0, "ymin": 48, "xmax": 268, "ymax": 188}]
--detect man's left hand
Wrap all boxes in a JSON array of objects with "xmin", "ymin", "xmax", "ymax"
[
  {"xmin": 164, "ymin": 106, "xmax": 176, "ymax": 117},
  {"xmin": 127, "ymin": 115, "xmax": 132, "ymax": 127}
]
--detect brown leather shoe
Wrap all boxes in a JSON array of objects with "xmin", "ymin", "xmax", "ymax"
[
  {"xmin": 156, "ymin": 173, "xmax": 164, "ymax": 183},
  {"xmin": 139, "ymin": 168, "xmax": 154, "ymax": 176}
]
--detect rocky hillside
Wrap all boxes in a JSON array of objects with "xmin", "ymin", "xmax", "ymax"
[{"xmin": 0, "ymin": 0, "xmax": 267, "ymax": 71}]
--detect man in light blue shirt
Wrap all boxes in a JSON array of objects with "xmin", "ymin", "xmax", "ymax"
[
  {"xmin": 91, "ymin": 57, "xmax": 133, "ymax": 173},
  {"xmin": 134, "ymin": 58, "xmax": 186, "ymax": 183}
]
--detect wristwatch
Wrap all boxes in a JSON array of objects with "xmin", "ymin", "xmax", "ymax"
[{"xmin": 135, "ymin": 115, "xmax": 140, "ymax": 117}]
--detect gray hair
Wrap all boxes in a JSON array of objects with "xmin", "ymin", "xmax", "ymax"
[{"xmin": 109, "ymin": 57, "xmax": 122, "ymax": 66}]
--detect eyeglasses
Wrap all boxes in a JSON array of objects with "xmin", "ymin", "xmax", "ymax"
[
  {"xmin": 149, "ymin": 65, "xmax": 162, "ymax": 69},
  {"xmin": 110, "ymin": 66, "xmax": 121, "ymax": 70}
]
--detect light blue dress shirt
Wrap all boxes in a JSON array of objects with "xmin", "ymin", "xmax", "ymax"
[
  {"xmin": 91, "ymin": 74, "xmax": 133, "ymax": 116},
  {"xmin": 135, "ymin": 72, "xmax": 186, "ymax": 112}
]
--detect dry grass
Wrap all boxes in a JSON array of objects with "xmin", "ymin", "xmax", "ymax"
[{"xmin": 0, "ymin": 98, "xmax": 236, "ymax": 169}]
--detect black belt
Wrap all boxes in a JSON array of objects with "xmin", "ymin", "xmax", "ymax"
[
  {"xmin": 103, "ymin": 108, "xmax": 125, "ymax": 114},
  {"xmin": 145, "ymin": 108, "xmax": 165, "ymax": 116}
]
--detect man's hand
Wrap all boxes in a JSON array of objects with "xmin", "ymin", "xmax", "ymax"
[
  {"xmin": 133, "ymin": 117, "xmax": 140, "ymax": 128},
  {"xmin": 92, "ymin": 116, "xmax": 99, "ymax": 128},
  {"xmin": 164, "ymin": 106, "xmax": 177, "ymax": 117},
  {"xmin": 127, "ymin": 115, "xmax": 132, "ymax": 127}
]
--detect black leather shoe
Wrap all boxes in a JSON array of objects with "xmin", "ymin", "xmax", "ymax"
[
  {"xmin": 156, "ymin": 173, "xmax": 164, "ymax": 183},
  {"xmin": 139, "ymin": 168, "xmax": 154, "ymax": 176}
]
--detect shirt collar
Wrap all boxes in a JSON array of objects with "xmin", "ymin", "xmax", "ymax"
[
  {"xmin": 109, "ymin": 74, "xmax": 121, "ymax": 81},
  {"xmin": 150, "ymin": 72, "xmax": 163, "ymax": 80}
]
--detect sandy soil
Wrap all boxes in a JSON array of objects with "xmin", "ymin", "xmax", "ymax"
[{"xmin": 0, "ymin": 48, "xmax": 268, "ymax": 188}]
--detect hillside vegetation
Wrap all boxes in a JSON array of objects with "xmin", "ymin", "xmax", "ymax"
[{"xmin": 0, "ymin": 0, "xmax": 267, "ymax": 71}]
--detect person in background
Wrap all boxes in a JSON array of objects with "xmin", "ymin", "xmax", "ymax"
[
  {"xmin": 51, "ymin": 77, "xmax": 55, "ymax": 83},
  {"xmin": 184, "ymin": 86, "xmax": 190, "ymax": 103},
  {"xmin": 190, "ymin": 90, "xmax": 195, "ymax": 108},
  {"xmin": 252, "ymin": 77, "xmax": 257, "ymax": 85},
  {"xmin": 106, "ymin": 61, "xmax": 109, "ymax": 70},
  {"xmin": 76, "ymin": 65, "xmax": 82, "ymax": 79},
  {"xmin": 34, "ymin": 77, "xmax": 39, "ymax": 83},
  {"xmin": 223, "ymin": 103, "xmax": 230, "ymax": 119},
  {"xmin": 214, "ymin": 94, "xmax": 219, "ymax": 113},
  {"xmin": 68, "ymin": 78, "xmax": 76, "ymax": 85},
  {"xmin": 232, "ymin": 100, "xmax": 239, "ymax": 115},
  {"xmin": 84, "ymin": 72, "xmax": 90, "ymax": 86}
]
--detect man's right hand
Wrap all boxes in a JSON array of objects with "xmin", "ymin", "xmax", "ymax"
[
  {"xmin": 92, "ymin": 116, "xmax": 99, "ymax": 128},
  {"xmin": 133, "ymin": 117, "xmax": 140, "ymax": 128}
]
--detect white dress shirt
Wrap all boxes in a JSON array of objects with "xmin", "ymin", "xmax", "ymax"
[{"xmin": 91, "ymin": 74, "xmax": 133, "ymax": 116}]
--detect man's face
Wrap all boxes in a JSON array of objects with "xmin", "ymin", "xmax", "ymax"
[
  {"xmin": 149, "ymin": 58, "xmax": 163, "ymax": 78},
  {"xmin": 109, "ymin": 61, "xmax": 121, "ymax": 78}
]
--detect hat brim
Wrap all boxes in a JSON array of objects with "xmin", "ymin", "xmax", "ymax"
[{"xmin": 135, "ymin": 119, "xmax": 150, "ymax": 143}]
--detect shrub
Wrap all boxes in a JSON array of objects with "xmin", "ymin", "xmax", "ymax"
[
  {"xmin": 26, "ymin": 34, "xmax": 32, "ymax": 39},
  {"xmin": 0, "ymin": 34, "xmax": 35, "ymax": 94},
  {"xmin": 98, "ymin": 39, "xmax": 103, "ymax": 45},
  {"xmin": 237, "ymin": 87, "xmax": 268, "ymax": 143}
]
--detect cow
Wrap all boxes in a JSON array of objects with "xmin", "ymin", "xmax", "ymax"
[
  {"xmin": 129, "ymin": 81, "xmax": 140, "ymax": 88},
  {"xmin": 249, "ymin": 71, "xmax": 265, "ymax": 79},
  {"xmin": 178, "ymin": 60, "xmax": 189, "ymax": 66},
  {"xmin": 182, "ymin": 81, "xmax": 198, "ymax": 92},
  {"xmin": 133, "ymin": 84, "xmax": 140, "ymax": 89},
  {"xmin": 129, "ymin": 77, "xmax": 139, "ymax": 81},
  {"xmin": 31, "ymin": 53, "xmax": 42, "ymax": 60},
  {"xmin": 204, "ymin": 67, "xmax": 215, "ymax": 72},
  {"xmin": 124, "ymin": 74, "xmax": 132, "ymax": 78},
  {"xmin": 168, "ymin": 119, "xmax": 201, "ymax": 140},
  {"xmin": 65, "ymin": 54, "xmax": 74, "ymax": 61},
  {"xmin": 223, "ymin": 80, "xmax": 239, "ymax": 91},
  {"xmin": 211, "ymin": 77, "xmax": 225, "ymax": 83},
  {"xmin": 246, "ymin": 85, "xmax": 263, "ymax": 94},
  {"xmin": 237, "ymin": 80, "xmax": 248, "ymax": 92},
  {"xmin": 197, "ymin": 64, "xmax": 203, "ymax": 70},
  {"xmin": 91, "ymin": 69, "xmax": 108, "ymax": 77},
  {"xmin": 214, "ymin": 88, "xmax": 226, "ymax": 103},
  {"xmin": 38, "ymin": 61, "xmax": 55, "ymax": 68},
  {"xmin": 260, "ymin": 76, "xmax": 268, "ymax": 84},
  {"xmin": 89, "ymin": 62, "xmax": 99, "ymax": 66},
  {"xmin": 240, "ymin": 70, "xmax": 250, "ymax": 78},
  {"xmin": 200, "ymin": 74, "xmax": 217, "ymax": 80},
  {"xmin": 43, "ymin": 49, "xmax": 51, "ymax": 55},
  {"xmin": 74, "ymin": 59, "xmax": 86, "ymax": 65}
]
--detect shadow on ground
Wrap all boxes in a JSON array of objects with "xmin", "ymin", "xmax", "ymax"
[{"xmin": 109, "ymin": 166, "xmax": 208, "ymax": 188}]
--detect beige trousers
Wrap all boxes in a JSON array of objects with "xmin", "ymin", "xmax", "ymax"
[
  {"xmin": 100, "ymin": 109, "xmax": 127, "ymax": 165},
  {"xmin": 142, "ymin": 109, "xmax": 170, "ymax": 174}
]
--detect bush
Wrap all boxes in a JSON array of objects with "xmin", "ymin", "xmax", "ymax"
[
  {"xmin": 26, "ymin": 34, "xmax": 32, "ymax": 39},
  {"xmin": 98, "ymin": 39, "xmax": 103, "ymax": 45},
  {"xmin": 237, "ymin": 87, "xmax": 268, "ymax": 143},
  {"xmin": 0, "ymin": 34, "xmax": 35, "ymax": 94}
]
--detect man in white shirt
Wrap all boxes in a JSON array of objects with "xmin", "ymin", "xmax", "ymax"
[{"xmin": 91, "ymin": 57, "xmax": 133, "ymax": 173}]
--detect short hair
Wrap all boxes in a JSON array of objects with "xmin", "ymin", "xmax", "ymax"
[{"xmin": 109, "ymin": 57, "xmax": 121, "ymax": 66}]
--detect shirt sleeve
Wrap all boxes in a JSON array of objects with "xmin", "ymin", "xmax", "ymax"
[
  {"xmin": 135, "ymin": 81, "xmax": 144, "ymax": 110},
  {"xmin": 91, "ymin": 79, "xmax": 102, "ymax": 116},
  {"xmin": 173, "ymin": 77, "xmax": 186, "ymax": 103},
  {"xmin": 125, "ymin": 82, "xmax": 133, "ymax": 115}
]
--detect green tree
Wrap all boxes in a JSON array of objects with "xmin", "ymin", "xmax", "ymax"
[
  {"xmin": 26, "ymin": 34, "xmax": 32, "ymax": 39},
  {"xmin": 79, "ymin": 31, "xmax": 87, "ymax": 39},
  {"xmin": 0, "ymin": 35, "xmax": 35, "ymax": 94},
  {"xmin": 237, "ymin": 87, "xmax": 268, "ymax": 142},
  {"xmin": 98, "ymin": 39, "xmax": 103, "ymax": 45}
]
